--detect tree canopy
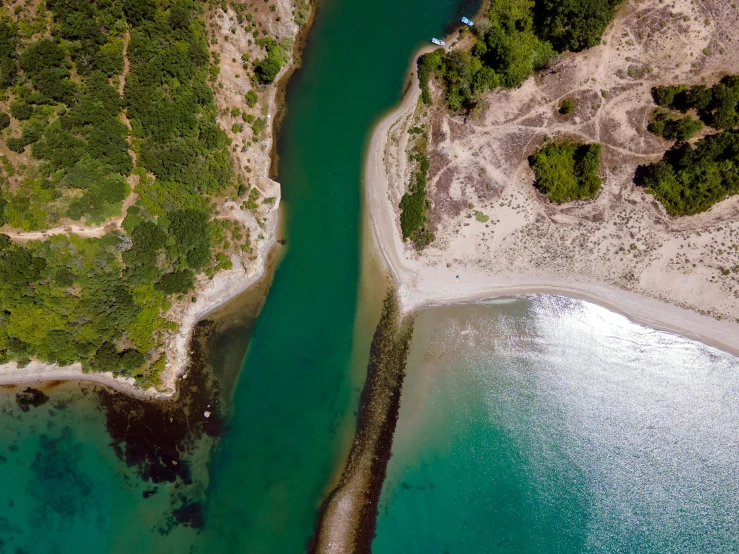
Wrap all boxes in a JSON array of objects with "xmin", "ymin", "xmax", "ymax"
[
  {"xmin": 638, "ymin": 131, "xmax": 739, "ymax": 216},
  {"xmin": 419, "ymin": 0, "xmax": 621, "ymax": 111},
  {"xmin": 529, "ymin": 140, "xmax": 602, "ymax": 202}
]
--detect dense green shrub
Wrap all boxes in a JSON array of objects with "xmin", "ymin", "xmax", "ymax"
[
  {"xmin": 155, "ymin": 270, "xmax": 195, "ymax": 294},
  {"xmin": 648, "ymin": 109, "xmax": 704, "ymax": 141},
  {"xmin": 168, "ymin": 209, "xmax": 212, "ymax": 269},
  {"xmin": 0, "ymin": 0, "xmax": 133, "ymax": 228},
  {"xmin": 534, "ymin": 0, "xmax": 623, "ymax": 52},
  {"xmin": 6, "ymin": 137, "xmax": 25, "ymax": 153},
  {"xmin": 124, "ymin": 2, "xmax": 234, "ymax": 196},
  {"xmin": 0, "ymin": 112, "xmax": 9, "ymax": 130},
  {"xmin": 10, "ymin": 102, "xmax": 32, "ymax": 121},
  {"xmin": 529, "ymin": 140, "xmax": 602, "ymax": 202},
  {"xmin": 399, "ymin": 134, "xmax": 434, "ymax": 249},
  {"xmin": 245, "ymin": 90, "xmax": 258, "ymax": 108},
  {"xmin": 0, "ymin": 21, "xmax": 18, "ymax": 89},
  {"xmin": 638, "ymin": 130, "xmax": 739, "ymax": 215},
  {"xmin": 19, "ymin": 39, "xmax": 77, "ymax": 104},
  {"xmin": 251, "ymin": 117, "xmax": 266, "ymax": 136},
  {"xmin": 254, "ymin": 37, "xmax": 288, "ymax": 84},
  {"xmin": 651, "ymin": 76, "xmax": 739, "ymax": 130},
  {"xmin": 419, "ymin": 0, "xmax": 620, "ymax": 111},
  {"xmin": 559, "ymin": 97, "xmax": 575, "ymax": 114}
]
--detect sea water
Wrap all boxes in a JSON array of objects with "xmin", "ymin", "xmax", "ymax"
[{"xmin": 374, "ymin": 296, "xmax": 739, "ymax": 554}]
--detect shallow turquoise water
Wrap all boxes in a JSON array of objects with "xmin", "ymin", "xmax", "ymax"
[
  {"xmin": 374, "ymin": 297, "xmax": 739, "ymax": 553},
  {"xmin": 0, "ymin": 0, "xmax": 478, "ymax": 552},
  {"xmin": 0, "ymin": 383, "xmax": 208, "ymax": 553}
]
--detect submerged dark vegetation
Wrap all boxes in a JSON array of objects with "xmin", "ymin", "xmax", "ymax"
[
  {"xmin": 639, "ymin": 76, "xmax": 739, "ymax": 216},
  {"xmin": 310, "ymin": 289, "xmax": 414, "ymax": 554},
  {"xmin": 419, "ymin": 0, "xmax": 623, "ymax": 112},
  {"xmin": 529, "ymin": 140, "xmax": 602, "ymax": 203},
  {"xmin": 0, "ymin": 0, "xmax": 273, "ymax": 385}
]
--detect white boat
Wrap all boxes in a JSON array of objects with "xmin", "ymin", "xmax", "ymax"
[
  {"xmin": 461, "ymin": 16, "xmax": 474, "ymax": 26},
  {"xmin": 431, "ymin": 38, "xmax": 445, "ymax": 46}
]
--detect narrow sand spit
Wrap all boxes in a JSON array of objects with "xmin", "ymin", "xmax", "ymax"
[{"xmin": 365, "ymin": 0, "xmax": 739, "ymax": 357}]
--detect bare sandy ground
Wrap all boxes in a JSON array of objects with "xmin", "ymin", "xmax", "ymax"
[{"xmin": 366, "ymin": 0, "xmax": 739, "ymax": 357}]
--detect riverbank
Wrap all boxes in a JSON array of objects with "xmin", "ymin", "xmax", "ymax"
[
  {"xmin": 0, "ymin": 0, "xmax": 311, "ymax": 398},
  {"xmin": 365, "ymin": 3, "xmax": 739, "ymax": 359}
]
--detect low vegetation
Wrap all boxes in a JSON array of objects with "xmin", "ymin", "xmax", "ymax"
[
  {"xmin": 559, "ymin": 97, "xmax": 575, "ymax": 115},
  {"xmin": 399, "ymin": 126, "xmax": 434, "ymax": 250},
  {"xmin": 419, "ymin": 0, "xmax": 622, "ymax": 112},
  {"xmin": 253, "ymin": 37, "xmax": 289, "ymax": 84},
  {"xmin": 529, "ymin": 140, "xmax": 602, "ymax": 203}
]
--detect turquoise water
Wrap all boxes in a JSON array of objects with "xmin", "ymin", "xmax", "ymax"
[
  {"xmin": 197, "ymin": 0, "xmax": 480, "ymax": 550},
  {"xmin": 0, "ymin": 383, "xmax": 212, "ymax": 552},
  {"xmin": 0, "ymin": 0, "xmax": 478, "ymax": 552},
  {"xmin": 374, "ymin": 297, "xmax": 739, "ymax": 553}
]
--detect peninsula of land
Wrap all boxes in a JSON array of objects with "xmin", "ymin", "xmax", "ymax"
[{"xmin": 367, "ymin": 0, "xmax": 739, "ymax": 357}]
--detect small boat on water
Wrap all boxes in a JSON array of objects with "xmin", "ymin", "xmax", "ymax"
[
  {"xmin": 461, "ymin": 16, "xmax": 474, "ymax": 26},
  {"xmin": 431, "ymin": 38, "xmax": 445, "ymax": 46}
]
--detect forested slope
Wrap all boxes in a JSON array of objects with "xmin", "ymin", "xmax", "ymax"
[{"xmin": 0, "ymin": 0, "xmax": 295, "ymax": 387}]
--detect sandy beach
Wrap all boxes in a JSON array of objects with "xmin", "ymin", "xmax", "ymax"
[{"xmin": 365, "ymin": 0, "xmax": 739, "ymax": 357}]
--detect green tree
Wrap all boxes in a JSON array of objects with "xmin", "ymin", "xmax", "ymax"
[
  {"xmin": 168, "ymin": 209, "xmax": 212, "ymax": 269},
  {"xmin": 638, "ymin": 130, "xmax": 739, "ymax": 215},
  {"xmin": 155, "ymin": 269, "xmax": 195, "ymax": 294},
  {"xmin": 529, "ymin": 140, "xmax": 602, "ymax": 202}
]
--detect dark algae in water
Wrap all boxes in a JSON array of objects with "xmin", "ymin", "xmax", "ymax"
[
  {"xmin": 98, "ymin": 321, "xmax": 225, "ymax": 486},
  {"xmin": 311, "ymin": 290, "xmax": 415, "ymax": 553},
  {"xmin": 15, "ymin": 388, "xmax": 49, "ymax": 412}
]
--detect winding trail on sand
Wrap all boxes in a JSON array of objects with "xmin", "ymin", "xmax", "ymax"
[{"xmin": 364, "ymin": 56, "xmax": 739, "ymax": 358}]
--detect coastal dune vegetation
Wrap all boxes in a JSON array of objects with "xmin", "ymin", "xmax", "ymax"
[
  {"xmin": 529, "ymin": 140, "xmax": 602, "ymax": 203},
  {"xmin": 399, "ymin": 125, "xmax": 434, "ymax": 249},
  {"xmin": 418, "ymin": 0, "xmax": 623, "ymax": 112},
  {"xmin": 0, "ymin": 0, "xmax": 287, "ymax": 386},
  {"xmin": 640, "ymin": 76, "xmax": 739, "ymax": 216},
  {"xmin": 402, "ymin": 0, "xmax": 622, "ymax": 250}
]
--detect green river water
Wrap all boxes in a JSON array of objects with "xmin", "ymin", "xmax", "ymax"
[
  {"xmin": 0, "ymin": 0, "xmax": 478, "ymax": 552},
  {"xmin": 2, "ymin": 0, "xmax": 739, "ymax": 552}
]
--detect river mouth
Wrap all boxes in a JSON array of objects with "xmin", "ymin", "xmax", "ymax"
[{"xmin": 372, "ymin": 297, "xmax": 739, "ymax": 553}]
